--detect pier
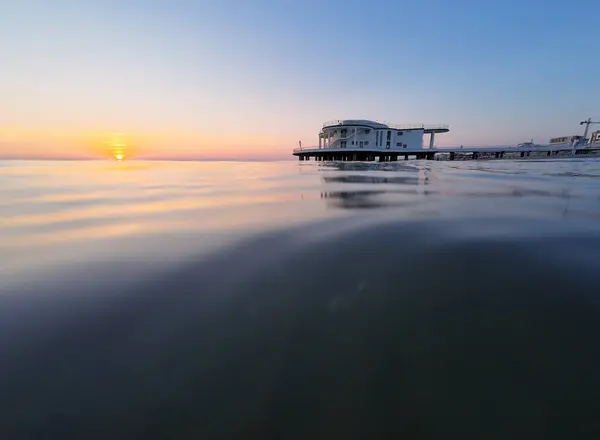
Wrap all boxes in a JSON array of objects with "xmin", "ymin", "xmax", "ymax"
[
  {"xmin": 294, "ymin": 145, "xmax": 600, "ymax": 161},
  {"xmin": 294, "ymin": 119, "xmax": 600, "ymax": 161}
]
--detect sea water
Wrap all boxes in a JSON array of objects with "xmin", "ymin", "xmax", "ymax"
[{"xmin": 1, "ymin": 158, "xmax": 599, "ymax": 438}]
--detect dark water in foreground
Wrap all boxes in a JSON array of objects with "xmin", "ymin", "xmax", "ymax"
[{"xmin": 1, "ymin": 159, "xmax": 600, "ymax": 438}]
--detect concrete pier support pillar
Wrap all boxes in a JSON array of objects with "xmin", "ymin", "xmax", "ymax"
[
  {"xmin": 495, "ymin": 152, "xmax": 500, "ymax": 158},
  {"xmin": 449, "ymin": 152, "xmax": 455, "ymax": 161},
  {"xmin": 405, "ymin": 154, "xmax": 408, "ymax": 160},
  {"xmin": 391, "ymin": 155, "xmax": 397, "ymax": 161},
  {"xmin": 429, "ymin": 132, "xmax": 435, "ymax": 149},
  {"xmin": 520, "ymin": 151, "xmax": 525, "ymax": 158},
  {"xmin": 500, "ymin": 151, "xmax": 504, "ymax": 158},
  {"xmin": 473, "ymin": 152, "xmax": 478, "ymax": 160},
  {"xmin": 527, "ymin": 151, "xmax": 531, "ymax": 156},
  {"xmin": 426, "ymin": 152, "xmax": 435, "ymax": 160},
  {"xmin": 547, "ymin": 151, "xmax": 551, "ymax": 156}
]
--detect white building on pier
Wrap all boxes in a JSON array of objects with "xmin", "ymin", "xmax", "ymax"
[
  {"xmin": 314, "ymin": 120, "xmax": 449, "ymax": 152},
  {"xmin": 549, "ymin": 135, "xmax": 585, "ymax": 146}
]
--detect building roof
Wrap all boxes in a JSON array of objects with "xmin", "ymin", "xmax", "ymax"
[{"xmin": 322, "ymin": 119, "xmax": 449, "ymax": 134}]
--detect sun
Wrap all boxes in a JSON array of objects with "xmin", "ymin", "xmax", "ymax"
[{"xmin": 105, "ymin": 133, "xmax": 129, "ymax": 161}]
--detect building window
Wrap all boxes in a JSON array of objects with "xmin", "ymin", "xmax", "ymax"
[
  {"xmin": 365, "ymin": 141, "xmax": 369, "ymax": 145},
  {"xmin": 341, "ymin": 141, "xmax": 347, "ymax": 148},
  {"xmin": 387, "ymin": 130, "xmax": 391, "ymax": 140},
  {"xmin": 398, "ymin": 131, "xmax": 403, "ymax": 136},
  {"xmin": 396, "ymin": 142, "xmax": 401, "ymax": 147},
  {"xmin": 403, "ymin": 144, "xmax": 407, "ymax": 148},
  {"xmin": 351, "ymin": 141, "xmax": 354, "ymax": 145},
  {"xmin": 365, "ymin": 129, "xmax": 370, "ymax": 134},
  {"xmin": 386, "ymin": 142, "xmax": 390, "ymax": 149}
]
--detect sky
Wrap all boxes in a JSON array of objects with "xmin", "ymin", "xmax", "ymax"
[{"xmin": 1, "ymin": 0, "xmax": 599, "ymax": 160}]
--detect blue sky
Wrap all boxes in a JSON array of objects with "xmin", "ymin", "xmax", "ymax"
[{"xmin": 1, "ymin": 0, "xmax": 599, "ymax": 158}]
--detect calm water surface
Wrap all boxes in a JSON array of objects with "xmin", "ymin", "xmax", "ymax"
[
  {"xmin": 1, "ymin": 158, "xmax": 600, "ymax": 438},
  {"xmin": 2, "ymin": 158, "xmax": 599, "ymax": 277}
]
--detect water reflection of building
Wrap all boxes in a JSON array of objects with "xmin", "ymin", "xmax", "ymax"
[
  {"xmin": 322, "ymin": 175, "xmax": 421, "ymax": 186},
  {"xmin": 320, "ymin": 165, "xmax": 431, "ymax": 210},
  {"xmin": 320, "ymin": 191, "xmax": 390, "ymax": 209}
]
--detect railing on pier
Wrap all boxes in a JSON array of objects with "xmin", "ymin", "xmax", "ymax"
[{"xmin": 293, "ymin": 146, "xmax": 319, "ymax": 153}]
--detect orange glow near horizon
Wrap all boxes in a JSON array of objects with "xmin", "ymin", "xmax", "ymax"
[{"xmin": 0, "ymin": 127, "xmax": 289, "ymax": 160}]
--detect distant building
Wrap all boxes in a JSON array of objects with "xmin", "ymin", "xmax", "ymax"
[
  {"xmin": 590, "ymin": 131, "xmax": 600, "ymax": 145},
  {"xmin": 549, "ymin": 135, "xmax": 584, "ymax": 146},
  {"xmin": 517, "ymin": 141, "xmax": 541, "ymax": 148}
]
